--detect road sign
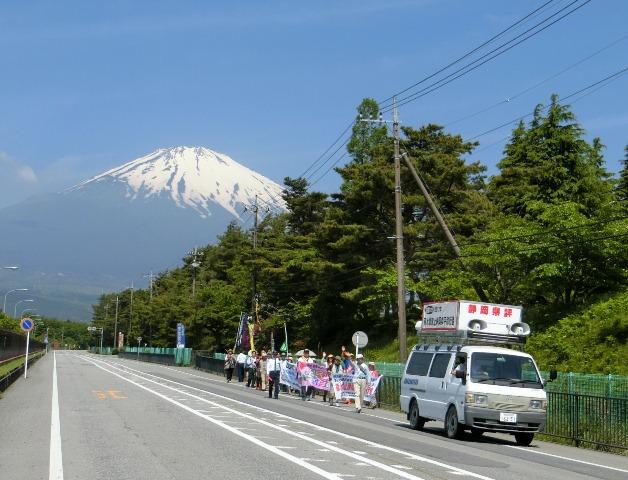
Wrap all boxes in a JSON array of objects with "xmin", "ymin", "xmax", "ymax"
[
  {"xmin": 352, "ymin": 330, "xmax": 368, "ymax": 348},
  {"xmin": 87, "ymin": 326, "xmax": 96, "ymax": 332},
  {"xmin": 20, "ymin": 317, "xmax": 34, "ymax": 332},
  {"xmin": 176, "ymin": 322, "xmax": 185, "ymax": 348}
]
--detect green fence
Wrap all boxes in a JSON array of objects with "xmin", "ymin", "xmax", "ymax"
[
  {"xmin": 120, "ymin": 347, "xmax": 192, "ymax": 366},
  {"xmin": 89, "ymin": 346, "xmax": 113, "ymax": 355}
]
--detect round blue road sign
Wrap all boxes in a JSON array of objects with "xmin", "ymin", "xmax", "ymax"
[{"xmin": 20, "ymin": 317, "xmax": 34, "ymax": 332}]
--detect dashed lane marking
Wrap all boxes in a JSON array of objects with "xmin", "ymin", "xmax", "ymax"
[
  {"xmin": 90, "ymin": 355, "xmax": 496, "ymax": 480},
  {"xmin": 85, "ymin": 357, "xmax": 431, "ymax": 480}
]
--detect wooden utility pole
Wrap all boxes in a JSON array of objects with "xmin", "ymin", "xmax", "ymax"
[
  {"xmin": 358, "ymin": 100, "xmax": 407, "ymax": 363},
  {"xmin": 392, "ymin": 98, "xmax": 407, "ymax": 363}
]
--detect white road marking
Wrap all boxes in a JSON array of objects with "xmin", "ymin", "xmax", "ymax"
[
  {"xmin": 505, "ymin": 446, "xmax": 628, "ymax": 473},
  {"xmin": 83, "ymin": 357, "xmax": 343, "ymax": 480},
  {"xmin": 88, "ymin": 357, "xmax": 429, "ymax": 480},
  {"xmin": 98, "ymin": 356, "xmax": 495, "ymax": 480},
  {"xmin": 49, "ymin": 352, "xmax": 64, "ymax": 480}
]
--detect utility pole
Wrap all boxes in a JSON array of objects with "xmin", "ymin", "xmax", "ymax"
[
  {"xmin": 392, "ymin": 98, "xmax": 408, "ymax": 363},
  {"xmin": 128, "ymin": 282, "xmax": 134, "ymax": 345},
  {"xmin": 244, "ymin": 195, "xmax": 268, "ymax": 326},
  {"xmin": 113, "ymin": 295, "xmax": 119, "ymax": 349},
  {"xmin": 359, "ymin": 97, "xmax": 407, "ymax": 363},
  {"xmin": 188, "ymin": 248, "xmax": 201, "ymax": 297},
  {"xmin": 144, "ymin": 270, "xmax": 154, "ymax": 302}
]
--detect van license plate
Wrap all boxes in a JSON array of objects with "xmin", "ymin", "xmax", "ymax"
[{"xmin": 500, "ymin": 413, "xmax": 517, "ymax": 423}]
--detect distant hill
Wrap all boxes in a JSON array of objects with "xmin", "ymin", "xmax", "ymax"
[{"xmin": 0, "ymin": 147, "xmax": 285, "ymax": 320}]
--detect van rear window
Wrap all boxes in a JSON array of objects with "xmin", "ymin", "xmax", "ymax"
[{"xmin": 406, "ymin": 352, "xmax": 432, "ymax": 376}]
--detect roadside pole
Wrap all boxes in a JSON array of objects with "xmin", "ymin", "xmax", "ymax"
[
  {"xmin": 24, "ymin": 330, "xmax": 30, "ymax": 378},
  {"xmin": 20, "ymin": 317, "xmax": 35, "ymax": 378}
]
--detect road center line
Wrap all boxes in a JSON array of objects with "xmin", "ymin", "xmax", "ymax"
[
  {"xmin": 92, "ymin": 355, "xmax": 495, "ymax": 480},
  {"xmin": 49, "ymin": 352, "xmax": 64, "ymax": 480},
  {"xmin": 85, "ymin": 356, "xmax": 428, "ymax": 480},
  {"xmin": 505, "ymin": 446, "xmax": 628, "ymax": 473}
]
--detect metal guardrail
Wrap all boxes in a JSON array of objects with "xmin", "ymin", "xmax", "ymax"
[
  {"xmin": 0, "ymin": 350, "xmax": 45, "ymax": 392},
  {"xmin": 375, "ymin": 375, "xmax": 627, "ymax": 450},
  {"xmin": 544, "ymin": 391, "xmax": 627, "ymax": 450},
  {"xmin": 195, "ymin": 354, "xmax": 225, "ymax": 376}
]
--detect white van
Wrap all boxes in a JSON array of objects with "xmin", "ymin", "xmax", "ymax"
[{"xmin": 400, "ymin": 343, "xmax": 550, "ymax": 446}]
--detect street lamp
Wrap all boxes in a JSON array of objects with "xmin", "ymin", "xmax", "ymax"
[
  {"xmin": 1, "ymin": 266, "xmax": 19, "ymax": 271},
  {"xmin": 3, "ymin": 288, "xmax": 28, "ymax": 314},
  {"xmin": 21, "ymin": 308, "xmax": 37, "ymax": 318},
  {"xmin": 14, "ymin": 299, "xmax": 34, "ymax": 318}
]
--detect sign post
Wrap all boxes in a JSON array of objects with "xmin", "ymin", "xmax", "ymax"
[
  {"xmin": 176, "ymin": 323, "xmax": 185, "ymax": 349},
  {"xmin": 351, "ymin": 330, "xmax": 369, "ymax": 357},
  {"xmin": 20, "ymin": 317, "xmax": 35, "ymax": 379},
  {"xmin": 137, "ymin": 337, "xmax": 142, "ymax": 360}
]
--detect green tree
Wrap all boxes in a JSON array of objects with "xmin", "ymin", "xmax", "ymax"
[
  {"xmin": 489, "ymin": 95, "xmax": 613, "ymax": 218},
  {"xmin": 346, "ymin": 98, "xmax": 388, "ymax": 165}
]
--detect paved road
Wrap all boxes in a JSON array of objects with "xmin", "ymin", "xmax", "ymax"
[{"xmin": 1, "ymin": 352, "xmax": 626, "ymax": 480}]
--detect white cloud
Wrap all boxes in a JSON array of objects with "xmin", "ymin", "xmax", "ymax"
[{"xmin": 0, "ymin": 151, "xmax": 38, "ymax": 183}]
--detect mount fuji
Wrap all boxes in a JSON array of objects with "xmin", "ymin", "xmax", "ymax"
[{"xmin": 0, "ymin": 147, "xmax": 286, "ymax": 320}]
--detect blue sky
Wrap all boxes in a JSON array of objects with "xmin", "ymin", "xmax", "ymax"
[{"xmin": 1, "ymin": 0, "xmax": 626, "ymax": 208}]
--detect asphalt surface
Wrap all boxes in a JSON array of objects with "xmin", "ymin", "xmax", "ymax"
[{"xmin": 1, "ymin": 351, "xmax": 626, "ymax": 480}]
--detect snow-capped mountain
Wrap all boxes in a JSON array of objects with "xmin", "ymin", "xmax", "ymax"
[
  {"xmin": 0, "ymin": 147, "xmax": 286, "ymax": 320},
  {"xmin": 70, "ymin": 146, "xmax": 285, "ymax": 218}
]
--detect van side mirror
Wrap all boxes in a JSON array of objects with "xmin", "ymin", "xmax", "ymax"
[{"xmin": 549, "ymin": 369, "xmax": 557, "ymax": 381}]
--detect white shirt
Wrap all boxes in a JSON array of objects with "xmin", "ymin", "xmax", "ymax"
[
  {"xmin": 353, "ymin": 361, "xmax": 371, "ymax": 382},
  {"xmin": 267, "ymin": 357, "xmax": 281, "ymax": 374},
  {"xmin": 236, "ymin": 352, "xmax": 246, "ymax": 364}
]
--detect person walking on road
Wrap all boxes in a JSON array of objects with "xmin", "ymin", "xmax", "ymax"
[
  {"xmin": 297, "ymin": 349, "xmax": 315, "ymax": 401},
  {"xmin": 224, "ymin": 349, "xmax": 236, "ymax": 382},
  {"xmin": 322, "ymin": 354, "xmax": 334, "ymax": 403},
  {"xmin": 259, "ymin": 351, "xmax": 268, "ymax": 391},
  {"xmin": 329, "ymin": 355, "xmax": 344, "ymax": 407},
  {"xmin": 267, "ymin": 351, "xmax": 281, "ymax": 399},
  {"xmin": 352, "ymin": 353, "xmax": 371, "ymax": 413},
  {"xmin": 246, "ymin": 350, "xmax": 257, "ymax": 388},
  {"xmin": 236, "ymin": 350, "xmax": 247, "ymax": 382}
]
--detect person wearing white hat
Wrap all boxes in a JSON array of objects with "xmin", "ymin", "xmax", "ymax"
[{"xmin": 351, "ymin": 353, "xmax": 371, "ymax": 413}]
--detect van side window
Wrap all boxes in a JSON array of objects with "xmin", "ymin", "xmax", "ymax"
[
  {"xmin": 428, "ymin": 353, "xmax": 451, "ymax": 378},
  {"xmin": 406, "ymin": 352, "xmax": 433, "ymax": 376}
]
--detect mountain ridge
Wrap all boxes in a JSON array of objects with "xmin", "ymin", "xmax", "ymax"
[{"xmin": 0, "ymin": 146, "xmax": 285, "ymax": 319}]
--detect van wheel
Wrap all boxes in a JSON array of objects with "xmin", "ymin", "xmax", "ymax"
[
  {"xmin": 445, "ymin": 406, "xmax": 463, "ymax": 439},
  {"xmin": 514, "ymin": 433, "xmax": 534, "ymax": 446},
  {"xmin": 409, "ymin": 401, "xmax": 425, "ymax": 430}
]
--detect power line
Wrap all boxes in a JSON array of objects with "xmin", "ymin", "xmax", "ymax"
[
  {"xmin": 294, "ymin": 1, "xmax": 589, "ymax": 190},
  {"xmin": 382, "ymin": 0, "xmax": 592, "ymax": 113},
  {"xmin": 298, "ymin": 121, "xmax": 356, "ymax": 179},
  {"xmin": 444, "ymin": 32, "xmax": 628, "ymax": 128},
  {"xmin": 378, "ymin": 0, "xmax": 560, "ymax": 108},
  {"xmin": 468, "ymin": 65, "xmax": 628, "ymax": 141}
]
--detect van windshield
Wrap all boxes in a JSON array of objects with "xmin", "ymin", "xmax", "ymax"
[{"xmin": 470, "ymin": 353, "xmax": 542, "ymax": 389}]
